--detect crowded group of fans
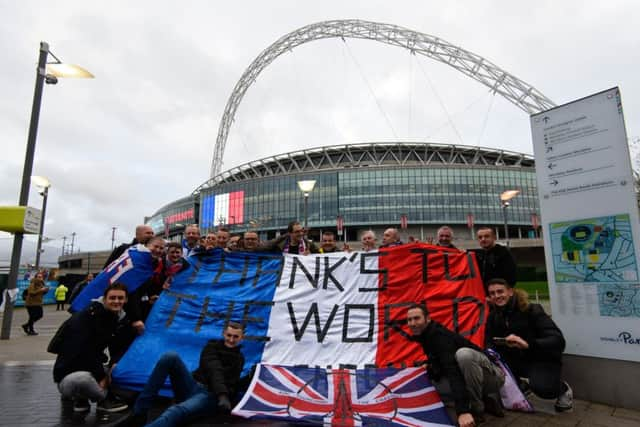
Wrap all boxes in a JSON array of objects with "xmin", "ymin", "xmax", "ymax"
[{"xmin": 45, "ymin": 221, "xmax": 572, "ymax": 427}]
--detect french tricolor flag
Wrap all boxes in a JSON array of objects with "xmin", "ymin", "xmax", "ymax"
[
  {"xmin": 113, "ymin": 245, "xmax": 487, "ymax": 393},
  {"xmin": 200, "ymin": 191, "xmax": 244, "ymax": 228}
]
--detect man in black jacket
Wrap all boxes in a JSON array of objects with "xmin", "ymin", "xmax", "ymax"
[
  {"xmin": 485, "ymin": 278, "xmax": 572, "ymax": 412},
  {"xmin": 103, "ymin": 225, "xmax": 155, "ymax": 268},
  {"xmin": 473, "ymin": 227, "xmax": 517, "ymax": 290},
  {"xmin": 407, "ymin": 304, "xmax": 504, "ymax": 427},
  {"xmin": 127, "ymin": 321, "xmax": 245, "ymax": 427},
  {"xmin": 53, "ymin": 282, "xmax": 130, "ymax": 413}
]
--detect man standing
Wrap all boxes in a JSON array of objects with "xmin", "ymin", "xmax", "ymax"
[
  {"xmin": 380, "ymin": 228, "xmax": 402, "ymax": 248},
  {"xmin": 486, "ymin": 278, "xmax": 572, "ymax": 412},
  {"xmin": 183, "ymin": 224, "xmax": 201, "ymax": 257},
  {"xmin": 407, "ymin": 304, "xmax": 504, "ymax": 426},
  {"xmin": 67, "ymin": 273, "xmax": 94, "ymax": 306},
  {"xmin": 474, "ymin": 227, "xmax": 517, "ymax": 289},
  {"xmin": 104, "ymin": 225, "xmax": 155, "ymax": 268},
  {"xmin": 216, "ymin": 227, "xmax": 231, "ymax": 249},
  {"xmin": 53, "ymin": 283, "xmax": 130, "ymax": 413},
  {"xmin": 126, "ymin": 322, "xmax": 246, "ymax": 427},
  {"xmin": 319, "ymin": 231, "xmax": 339, "ymax": 253},
  {"xmin": 360, "ymin": 230, "xmax": 377, "ymax": 252},
  {"xmin": 264, "ymin": 221, "xmax": 319, "ymax": 254},
  {"xmin": 241, "ymin": 231, "xmax": 260, "ymax": 252},
  {"xmin": 55, "ymin": 282, "xmax": 69, "ymax": 311},
  {"xmin": 22, "ymin": 272, "xmax": 49, "ymax": 335},
  {"xmin": 204, "ymin": 232, "xmax": 217, "ymax": 250},
  {"xmin": 436, "ymin": 226, "xmax": 459, "ymax": 249}
]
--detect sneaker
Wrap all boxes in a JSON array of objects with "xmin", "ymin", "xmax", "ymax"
[
  {"xmin": 483, "ymin": 395, "xmax": 505, "ymax": 417},
  {"xmin": 73, "ymin": 399, "xmax": 90, "ymax": 412},
  {"xmin": 21, "ymin": 324, "xmax": 29, "ymax": 335},
  {"xmin": 27, "ymin": 329, "xmax": 38, "ymax": 336},
  {"xmin": 97, "ymin": 396, "xmax": 128, "ymax": 413},
  {"xmin": 554, "ymin": 382, "xmax": 573, "ymax": 412}
]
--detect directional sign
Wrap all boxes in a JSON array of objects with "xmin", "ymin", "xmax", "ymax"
[{"xmin": 531, "ymin": 87, "xmax": 640, "ymax": 363}]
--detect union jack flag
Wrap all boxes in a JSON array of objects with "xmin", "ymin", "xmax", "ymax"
[{"xmin": 233, "ymin": 365, "xmax": 454, "ymax": 426}]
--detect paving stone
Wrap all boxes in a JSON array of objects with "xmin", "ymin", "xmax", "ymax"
[
  {"xmin": 587, "ymin": 403, "xmax": 615, "ymax": 415},
  {"xmin": 613, "ymin": 407, "xmax": 640, "ymax": 423},
  {"xmin": 578, "ymin": 411, "xmax": 640, "ymax": 427},
  {"xmin": 2, "ymin": 305, "xmax": 638, "ymax": 427}
]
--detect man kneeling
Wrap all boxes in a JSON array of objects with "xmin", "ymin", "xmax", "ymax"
[
  {"xmin": 486, "ymin": 278, "xmax": 572, "ymax": 412},
  {"xmin": 53, "ymin": 282, "xmax": 130, "ymax": 413},
  {"xmin": 407, "ymin": 304, "xmax": 505, "ymax": 427},
  {"xmin": 128, "ymin": 321, "xmax": 245, "ymax": 427}
]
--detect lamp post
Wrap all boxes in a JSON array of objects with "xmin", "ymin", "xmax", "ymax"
[
  {"xmin": 0, "ymin": 42, "xmax": 93, "ymax": 340},
  {"xmin": 500, "ymin": 190, "xmax": 520, "ymax": 247},
  {"xmin": 297, "ymin": 180, "xmax": 317, "ymax": 231},
  {"xmin": 32, "ymin": 176, "xmax": 51, "ymax": 270}
]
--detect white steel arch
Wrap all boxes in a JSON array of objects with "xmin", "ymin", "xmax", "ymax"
[{"xmin": 210, "ymin": 19, "xmax": 556, "ymax": 177}]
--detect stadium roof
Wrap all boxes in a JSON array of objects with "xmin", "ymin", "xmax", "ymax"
[{"xmin": 195, "ymin": 142, "xmax": 535, "ymax": 194}]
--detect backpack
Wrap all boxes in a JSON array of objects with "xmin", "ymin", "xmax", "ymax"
[
  {"xmin": 47, "ymin": 318, "xmax": 71, "ymax": 354},
  {"xmin": 22, "ymin": 288, "xmax": 28, "ymax": 301}
]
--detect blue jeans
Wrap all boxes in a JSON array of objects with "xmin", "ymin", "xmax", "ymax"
[{"xmin": 134, "ymin": 351, "xmax": 218, "ymax": 427}]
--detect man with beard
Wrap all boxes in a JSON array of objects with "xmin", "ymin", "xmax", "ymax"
[{"xmin": 407, "ymin": 304, "xmax": 504, "ymax": 426}]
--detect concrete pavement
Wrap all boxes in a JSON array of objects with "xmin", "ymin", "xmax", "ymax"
[{"xmin": 1, "ymin": 305, "xmax": 639, "ymax": 426}]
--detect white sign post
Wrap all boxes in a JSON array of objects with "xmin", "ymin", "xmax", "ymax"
[{"xmin": 531, "ymin": 87, "xmax": 640, "ymax": 362}]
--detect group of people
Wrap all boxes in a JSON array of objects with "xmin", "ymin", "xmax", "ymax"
[
  {"xmin": 51, "ymin": 227, "xmax": 188, "ymax": 416},
  {"xmin": 50, "ymin": 221, "xmax": 571, "ymax": 427},
  {"xmin": 407, "ymin": 275, "xmax": 571, "ymax": 427}
]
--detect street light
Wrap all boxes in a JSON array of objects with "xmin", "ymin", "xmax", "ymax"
[
  {"xmin": 297, "ymin": 180, "xmax": 317, "ymax": 230},
  {"xmin": 32, "ymin": 175, "xmax": 51, "ymax": 270},
  {"xmin": 500, "ymin": 189, "xmax": 520, "ymax": 247},
  {"xmin": 1, "ymin": 42, "xmax": 93, "ymax": 340}
]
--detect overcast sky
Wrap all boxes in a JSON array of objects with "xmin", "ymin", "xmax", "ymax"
[{"xmin": 2, "ymin": 1, "xmax": 639, "ymax": 264}]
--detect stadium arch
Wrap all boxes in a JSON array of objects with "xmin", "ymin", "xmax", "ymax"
[{"xmin": 210, "ymin": 19, "xmax": 556, "ymax": 177}]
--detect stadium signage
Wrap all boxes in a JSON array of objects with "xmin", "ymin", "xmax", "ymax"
[
  {"xmin": 164, "ymin": 208, "xmax": 194, "ymax": 225},
  {"xmin": 531, "ymin": 87, "xmax": 640, "ymax": 362}
]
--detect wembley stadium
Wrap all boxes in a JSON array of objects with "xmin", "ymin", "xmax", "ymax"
[
  {"xmin": 145, "ymin": 142, "xmax": 540, "ymax": 246},
  {"xmin": 144, "ymin": 19, "xmax": 552, "ymax": 247}
]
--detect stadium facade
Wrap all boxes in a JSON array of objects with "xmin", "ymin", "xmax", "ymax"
[{"xmin": 146, "ymin": 142, "xmax": 541, "ymax": 244}]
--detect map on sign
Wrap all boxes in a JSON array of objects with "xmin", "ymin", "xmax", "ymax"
[
  {"xmin": 597, "ymin": 283, "xmax": 640, "ymax": 317},
  {"xmin": 550, "ymin": 214, "xmax": 638, "ymax": 283}
]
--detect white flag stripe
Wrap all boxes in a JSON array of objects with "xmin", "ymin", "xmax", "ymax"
[{"xmin": 262, "ymin": 252, "xmax": 379, "ymax": 367}]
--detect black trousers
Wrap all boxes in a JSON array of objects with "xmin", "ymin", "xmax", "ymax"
[
  {"xmin": 25, "ymin": 305, "xmax": 43, "ymax": 330},
  {"xmin": 509, "ymin": 358, "xmax": 563, "ymax": 399},
  {"xmin": 56, "ymin": 301, "xmax": 65, "ymax": 310}
]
